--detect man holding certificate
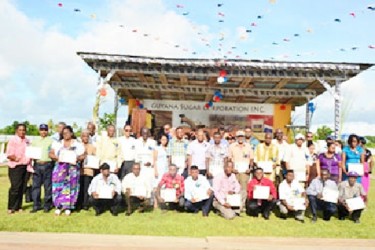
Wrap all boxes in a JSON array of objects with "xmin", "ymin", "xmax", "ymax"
[
  {"xmin": 212, "ymin": 162, "xmax": 241, "ymax": 220},
  {"xmin": 306, "ymin": 169, "xmax": 338, "ymax": 222},
  {"xmin": 206, "ymin": 132, "xmax": 228, "ymax": 179},
  {"xmin": 96, "ymin": 125, "xmax": 119, "ymax": 174},
  {"xmin": 122, "ymin": 163, "xmax": 152, "ymax": 216},
  {"xmin": 167, "ymin": 127, "xmax": 189, "ymax": 177},
  {"xmin": 285, "ymin": 134, "xmax": 309, "ymax": 186},
  {"xmin": 278, "ymin": 170, "xmax": 308, "ymax": 223},
  {"xmin": 30, "ymin": 124, "xmax": 53, "ymax": 213},
  {"xmin": 88, "ymin": 163, "xmax": 122, "ymax": 216},
  {"xmin": 187, "ymin": 129, "xmax": 209, "ymax": 176},
  {"xmin": 184, "ymin": 166, "xmax": 214, "ymax": 217},
  {"xmin": 156, "ymin": 164, "xmax": 185, "ymax": 211},
  {"xmin": 246, "ymin": 168, "xmax": 277, "ymax": 219},
  {"xmin": 118, "ymin": 125, "xmax": 137, "ymax": 180},
  {"xmin": 254, "ymin": 133, "xmax": 279, "ymax": 184},
  {"xmin": 228, "ymin": 130, "xmax": 253, "ymax": 211},
  {"xmin": 338, "ymin": 171, "xmax": 367, "ymax": 223}
]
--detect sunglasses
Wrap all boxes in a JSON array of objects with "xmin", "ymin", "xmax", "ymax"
[{"xmin": 124, "ymin": 129, "xmax": 132, "ymax": 132}]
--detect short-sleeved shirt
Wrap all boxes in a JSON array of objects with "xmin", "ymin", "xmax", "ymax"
[
  {"xmin": 228, "ymin": 142, "xmax": 253, "ymax": 173},
  {"xmin": 51, "ymin": 139, "xmax": 85, "ymax": 165},
  {"xmin": 318, "ymin": 153, "xmax": 341, "ymax": 176},
  {"xmin": 158, "ymin": 173, "xmax": 185, "ymax": 198},
  {"xmin": 187, "ymin": 140, "xmax": 209, "ymax": 170},
  {"xmin": 6, "ymin": 135, "xmax": 30, "ymax": 168},
  {"xmin": 206, "ymin": 143, "xmax": 228, "ymax": 177},
  {"xmin": 278, "ymin": 179, "xmax": 305, "ymax": 206},
  {"xmin": 338, "ymin": 180, "xmax": 366, "ymax": 200}
]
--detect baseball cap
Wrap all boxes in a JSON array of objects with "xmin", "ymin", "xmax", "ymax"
[
  {"xmin": 294, "ymin": 133, "xmax": 305, "ymax": 140},
  {"xmin": 347, "ymin": 171, "xmax": 359, "ymax": 177},
  {"xmin": 236, "ymin": 130, "xmax": 245, "ymax": 137},
  {"xmin": 39, "ymin": 124, "xmax": 49, "ymax": 130}
]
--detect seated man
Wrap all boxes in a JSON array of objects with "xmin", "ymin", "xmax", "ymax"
[
  {"xmin": 246, "ymin": 167, "xmax": 277, "ymax": 220},
  {"xmin": 88, "ymin": 163, "xmax": 122, "ymax": 216},
  {"xmin": 338, "ymin": 171, "xmax": 367, "ymax": 223},
  {"xmin": 184, "ymin": 165, "xmax": 214, "ymax": 217},
  {"xmin": 306, "ymin": 169, "xmax": 338, "ymax": 222},
  {"xmin": 278, "ymin": 170, "xmax": 308, "ymax": 223},
  {"xmin": 213, "ymin": 162, "xmax": 241, "ymax": 220},
  {"xmin": 122, "ymin": 162, "xmax": 152, "ymax": 216},
  {"xmin": 156, "ymin": 164, "xmax": 185, "ymax": 211}
]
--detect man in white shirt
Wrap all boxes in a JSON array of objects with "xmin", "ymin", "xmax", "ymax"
[
  {"xmin": 122, "ymin": 162, "xmax": 152, "ymax": 216},
  {"xmin": 286, "ymin": 133, "xmax": 309, "ymax": 185},
  {"xmin": 306, "ymin": 169, "xmax": 338, "ymax": 222},
  {"xmin": 184, "ymin": 165, "xmax": 214, "ymax": 217},
  {"xmin": 118, "ymin": 124, "xmax": 137, "ymax": 180},
  {"xmin": 278, "ymin": 170, "xmax": 308, "ymax": 223},
  {"xmin": 206, "ymin": 132, "xmax": 228, "ymax": 180},
  {"xmin": 187, "ymin": 129, "xmax": 209, "ymax": 176},
  {"xmin": 87, "ymin": 122, "xmax": 97, "ymax": 144},
  {"xmin": 51, "ymin": 122, "xmax": 66, "ymax": 141},
  {"xmin": 88, "ymin": 163, "xmax": 122, "ymax": 216},
  {"xmin": 272, "ymin": 128, "xmax": 290, "ymax": 184}
]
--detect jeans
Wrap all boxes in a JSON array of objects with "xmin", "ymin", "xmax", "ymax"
[
  {"xmin": 159, "ymin": 196, "xmax": 185, "ymax": 211},
  {"xmin": 185, "ymin": 194, "xmax": 214, "ymax": 216},
  {"xmin": 246, "ymin": 199, "xmax": 276, "ymax": 218},
  {"xmin": 8, "ymin": 165, "xmax": 27, "ymax": 211},
  {"xmin": 308, "ymin": 195, "xmax": 337, "ymax": 220},
  {"xmin": 32, "ymin": 162, "xmax": 53, "ymax": 210},
  {"xmin": 125, "ymin": 193, "xmax": 150, "ymax": 214}
]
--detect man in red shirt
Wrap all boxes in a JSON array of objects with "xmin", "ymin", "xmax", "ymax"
[
  {"xmin": 246, "ymin": 167, "xmax": 277, "ymax": 219},
  {"xmin": 156, "ymin": 164, "xmax": 185, "ymax": 211}
]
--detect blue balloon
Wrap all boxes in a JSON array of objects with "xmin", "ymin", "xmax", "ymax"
[
  {"xmin": 214, "ymin": 90, "xmax": 221, "ymax": 96},
  {"xmin": 208, "ymin": 101, "xmax": 213, "ymax": 107},
  {"xmin": 139, "ymin": 104, "xmax": 144, "ymax": 109},
  {"xmin": 223, "ymin": 77, "xmax": 228, "ymax": 82}
]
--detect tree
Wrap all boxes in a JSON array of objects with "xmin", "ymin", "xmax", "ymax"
[
  {"xmin": 315, "ymin": 125, "xmax": 333, "ymax": 140},
  {"xmin": 0, "ymin": 121, "xmax": 39, "ymax": 136},
  {"xmin": 98, "ymin": 113, "xmax": 115, "ymax": 131}
]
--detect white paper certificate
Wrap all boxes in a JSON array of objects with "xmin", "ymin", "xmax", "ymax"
[
  {"xmin": 226, "ymin": 194, "xmax": 241, "ymax": 207},
  {"xmin": 346, "ymin": 197, "xmax": 366, "ymax": 211},
  {"xmin": 293, "ymin": 197, "xmax": 306, "ymax": 210},
  {"xmin": 98, "ymin": 185, "xmax": 113, "ymax": 199},
  {"xmin": 193, "ymin": 188, "xmax": 209, "ymax": 202},
  {"xmin": 132, "ymin": 186, "xmax": 147, "ymax": 197},
  {"xmin": 295, "ymin": 171, "xmax": 306, "ymax": 182},
  {"xmin": 322, "ymin": 188, "xmax": 339, "ymax": 203},
  {"xmin": 26, "ymin": 146, "xmax": 42, "ymax": 160},
  {"xmin": 235, "ymin": 161, "xmax": 249, "ymax": 173},
  {"xmin": 257, "ymin": 161, "xmax": 273, "ymax": 173},
  {"xmin": 85, "ymin": 155, "xmax": 100, "ymax": 169},
  {"xmin": 161, "ymin": 188, "xmax": 177, "ymax": 202},
  {"xmin": 59, "ymin": 150, "xmax": 77, "ymax": 165},
  {"xmin": 103, "ymin": 160, "xmax": 117, "ymax": 172},
  {"xmin": 348, "ymin": 163, "xmax": 364, "ymax": 176},
  {"xmin": 253, "ymin": 185, "xmax": 270, "ymax": 200}
]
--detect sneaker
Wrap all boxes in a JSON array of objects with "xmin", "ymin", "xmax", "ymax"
[
  {"xmin": 64, "ymin": 210, "xmax": 71, "ymax": 216},
  {"xmin": 54, "ymin": 209, "xmax": 62, "ymax": 216}
]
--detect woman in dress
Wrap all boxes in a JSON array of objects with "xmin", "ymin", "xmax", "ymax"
[
  {"xmin": 153, "ymin": 134, "xmax": 169, "ymax": 207},
  {"xmin": 316, "ymin": 142, "xmax": 342, "ymax": 183},
  {"xmin": 77, "ymin": 129, "xmax": 96, "ymax": 211},
  {"xmin": 342, "ymin": 134, "xmax": 365, "ymax": 183},
  {"xmin": 49, "ymin": 126, "xmax": 85, "ymax": 216}
]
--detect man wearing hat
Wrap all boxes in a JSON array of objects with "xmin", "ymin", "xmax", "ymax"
[
  {"xmin": 88, "ymin": 163, "xmax": 122, "ymax": 216},
  {"xmin": 286, "ymin": 133, "xmax": 309, "ymax": 185},
  {"xmin": 30, "ymin": 124, "xmax": 53, "ymax": 213},
  {"xmin": 338, "ymin": 171, "xmax": 367, "ymax": 223},
  {"xmin": 228, "ymin": 130, "xmax": 254, "ymax": 210}
]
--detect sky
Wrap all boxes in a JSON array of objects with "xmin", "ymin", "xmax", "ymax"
[{"xmin": 0, "ymin": 0, "xmax": 375, "ymax": 134}]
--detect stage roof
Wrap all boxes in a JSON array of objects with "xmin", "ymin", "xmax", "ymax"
[{"xmin": 78, "ymin": 52, "xmax": 373, "ymax": 107}]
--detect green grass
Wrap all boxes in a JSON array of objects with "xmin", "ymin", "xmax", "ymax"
[{"xmin": 0, "ymin": 167, "xmax": 374, "ymax": 238}]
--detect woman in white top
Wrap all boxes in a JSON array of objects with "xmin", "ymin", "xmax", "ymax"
[
  {"xmin": 153, "ymin": 134, "xmax": 169, "ymax": 186},
  {"xmin": 49, "ymin": 126, "xmax": 85, "ymax": 216}
]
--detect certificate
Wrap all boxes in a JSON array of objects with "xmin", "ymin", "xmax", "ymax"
[
  {"xmin": 295, "ymin": 171, "xmax": 306, "ymax": 182},
  {"xmin": 322, "ymin": 188, "xmax": 339, "ymax": 203},
  {"xmin": 132, "ymin": 186, "xmax": 147, "ymax": 197},
  {"xmin": 253, "ymin": 185, "xmax": 270, "ymax": 200},
  {"xmin": 98, "ymin": 185, "xmax": 113, "ymax": 199},
  {"xmin": 172, "ymin": 155, "xmax": 186, "ymax": 168},
  {"xmin": 84, "ymin": 155, "xmax": 100, "ymax": 169},
  {"xmin": 257, "ymin": 161, "xmax": 273, "ymax": 173},
  {"xmin": 103, "ymin": 160, "xmax": 116, "ymax": 172},
  {"xmin": 348, "ymin": 163, "xmax": 364, "ymax": 176},
  {"xmin": 161, "ymin": 188, "xmax": 177, "ymax": 202},
  {"xmin": 346, "ymin": 197, "xmax": 366, "ymax": 211},
  {"xmin": 59, "ymin": 150, "xmax": 77, "ymax": 165},
  {"xmin": 25, "ymin": 146, "xmax": 42, "ymax": 160},
  {"xmin": 235, "ymin": 161, "xmax": 249, "ymax": 173},
  {"xmin": 293, "ymin": 197, "xmax": 306, "ymax": 210},
  {"xmin": 193, "ymin": 188, "xmax": 209, "ymax": 202},
  {"xmin": 226, "ymin": 194, "xmax": 241, "ymax": 207}
]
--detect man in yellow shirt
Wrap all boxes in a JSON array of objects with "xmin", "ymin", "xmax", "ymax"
[
  {"xmin": 254, "ymin": 133, "xmax": 279, "ymax": 184},
  {"xmin": 30, "ymin": 124, "xmax": 53, "ymax": 213},
  {"xmin": 96, "ymin": 125, "xmax": 119, "ymax": 174}
]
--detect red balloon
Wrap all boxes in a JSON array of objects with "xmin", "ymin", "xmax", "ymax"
[
  {"xmin": 214, "ymin": 96, "xmax": 221, "ymax": 102},
  {"xmin": 99, "ymin": 88, "xmax": 107, "ymax": 96},
  {"xmin": 219, "ymin": 70, "xmax": 227, "ymax": 77},
  {"xmin": 204, "ymin": 103, "xmax": 210, "ymax": 109},
  {"xmin": 135, "ymin": 100, "xmax": 140, "ymax": 106}
]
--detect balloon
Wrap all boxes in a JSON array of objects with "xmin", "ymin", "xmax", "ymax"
[
  {"xmin": 204, "ymin": 103, "xmax": 210, "ymax": 109},
  {"xmin": 58, "ymin": 3, "xmax": 63, "ymax": 7},
  {"xmin": 283, "ymin": 38, "xmax": 290, "ymax": 42},
  {"xmin": 251, "ymin": 22, "xmax": 257, "ymax": 27},
  {"xmin": 99, "ymin": 88, "xmax": 107, "ymax": 96},
  {"xmin": 217, "ymin": 77, "xmax": 225, "ymax": 83},
  {"xmin": 214, "ymin": 90, "xmax": 221, "ymax": 96},
  {"xmin": 135, "ymin": 100, "xmax": 140, "ymax": 106},
  {"xmin": 214, "ymin": 96, "xmax": 221, "ymax": 102},
  {"xmin": 218, "ymin": 3, "xmax": 223, "ymax": 7},
  {"xmin": 119, "ymin": 98, "xmax": 126, "ymax": 105},
  {"xmin": 369, "ymin": 45, "xmax": 375, "ymax": 49},
  {"xmin": 219, "ymin": 70, "xmax": 227, "ymax": 77},
  {"xmin": 223, "ymin": 77, "xmax": 228, "ymax": 82},
  {"xmin": 208, "ymin": 101, "xmax": 213, "ymax": 107},
  {"xmin": 349, "ymin": 12, "xmax": 356, "ymax": 18},
  {"xmin": 139, "ymin": 104, "xmax": 144, "ymax": 109},
  {"xmin": 334, "ymin": 18, "xmax": 341, "ymax": 22}
]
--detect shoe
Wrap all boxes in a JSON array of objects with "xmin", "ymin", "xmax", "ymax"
[
  {"xmin": 54, "ymin": 209, "xmax": 62, "ymax": 216},
  {"xmin": 263, "ymin": 213, "xmax": 270, "ymax": 220},
  {"xmin": 296, "ymin": 218, "xmax": 305, "ymax": 224},
  {"xmin": 44, "ymin": 208, "xmax": 51, "ymax": 213},
  {"xmin": 30, "ymin": 208, "xmax": 40, "ymax": 213},
  {"xmin": 125, "ymin": 212, "xmax": 131, "ymax": 216},
  {"xmin": 64, "ymin": 210, "xmax": 71, "ymax": 216},
  {"xmin": 7, "ymin": 209, "xmax": 15, "ymax": 215},
  {"xmin": 94, "ymin": 207, "xmax": 101, "ymax": 216},
  {"xmin": 83, "ymin": 206, "xmax": 89, "ymax": 211},
  {"xmin": 280, "ymin": 215, "xmax": 287, "ymax": 220},
  {"xmin": 354, "ymin": 219, "xmax": 360, "ymax": 224},
  {"xmin": 339, "ymin": 217, "xmax": 345, "ymax": 221},
  {"xmin": 312, "ymin": 215, "xmax": 317, "ymax": 223}
]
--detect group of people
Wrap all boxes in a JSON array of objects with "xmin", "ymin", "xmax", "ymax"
[{"xmin": 5, "ymin": 121, "xmax": 371, "ymax": 223}]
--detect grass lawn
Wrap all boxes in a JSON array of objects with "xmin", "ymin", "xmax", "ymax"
[{"xmin": 0, "ymin": 166, "xmax": 374, "ymax": 238}]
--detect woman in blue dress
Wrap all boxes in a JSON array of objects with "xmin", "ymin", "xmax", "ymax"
[{"xmin": 342, "ymin": 134, "xmax": 365, "ymax": 183}]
